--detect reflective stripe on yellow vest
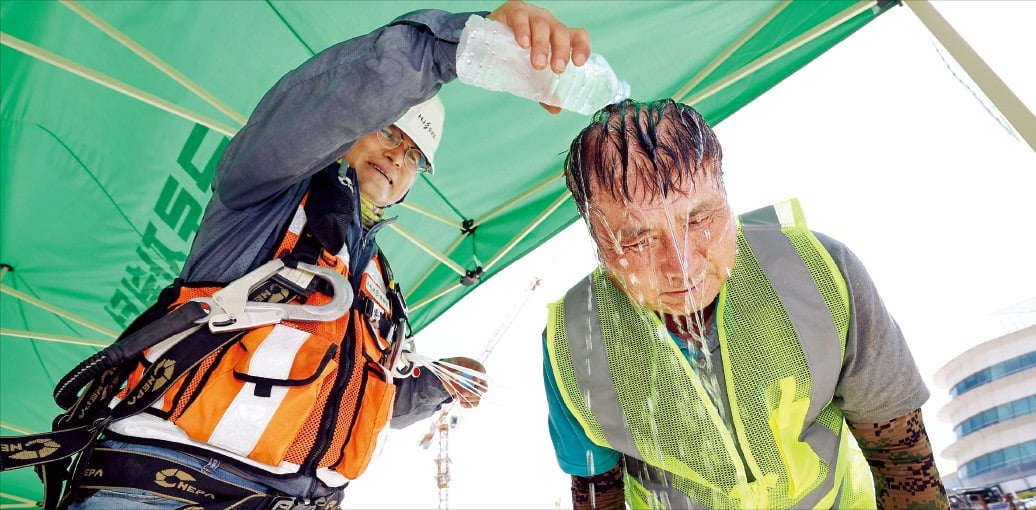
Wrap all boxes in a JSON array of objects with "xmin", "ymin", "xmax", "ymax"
[{"xmin": 546, "ymin": 199, "xmax": 876, "ymax": 509}]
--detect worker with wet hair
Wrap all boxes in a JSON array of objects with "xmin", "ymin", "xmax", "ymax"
[{"xmin": 543, "ymin": 99, "xmax": 948, "ymax": 509}]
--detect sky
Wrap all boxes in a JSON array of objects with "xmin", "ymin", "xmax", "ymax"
[{"xmin": 342, "ymin": 2, "xmax": 1036, "ymax": 508}]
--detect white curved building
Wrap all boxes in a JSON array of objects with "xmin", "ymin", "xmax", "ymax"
[{"xmin": 934, "ymin": 312, "xmax": 1036, "ymax": 493}]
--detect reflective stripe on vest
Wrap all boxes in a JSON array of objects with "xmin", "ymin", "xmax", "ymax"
[
  {"xmin": 547, "ymin": 199, "xmax": 874, "ymax": 509},
  {"xmin": 111, "ymin": 186, "xmax": 396, "ymax": 484}
]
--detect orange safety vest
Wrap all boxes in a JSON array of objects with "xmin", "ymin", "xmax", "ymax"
[{"xmin": 115, "ymin": 176, "xmax": 401, "ymax": 481}]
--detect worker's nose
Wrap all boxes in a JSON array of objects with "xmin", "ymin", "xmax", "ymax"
[
  {"xmin": 383, "ymin": 145, "xmax": 406, "ymax": 168},
  {"xmin": 660, "ymin": 235, "xmax": 704, "ymax": 283}
]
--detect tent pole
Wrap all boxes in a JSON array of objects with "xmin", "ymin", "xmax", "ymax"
[
  {"xmin": 386, "ymin": 224, "xmax": 466, "ymax": 277},
  {"xmin": 682, "ymin": 0, "xmax": 876, "ymax": 108},
  {"xmin": 0, "ymin": 33, "xmax": 238, "ymax": 137},
  {"xmin": 405, "ymin": 172, "xmax": 565, "ymax": 298},
  {"xmin": 60, "ymin": 0, "xmax": 248, "ymax": 126},
  {"xmin": 484, "ymin": 190, "xmax": 570, "ymax": 271},
  {"xmin": 410, "ymin": 190, "xmax": 568, "ymax": 312},
  {"xmin": 475, "ymin": 173, "xmax": 564, "ymax": 226},
  {"xmin": 407, "ymin": 235, "xmax": 467, "ymax": 298},
  {"xmin": 904, "ymin": 0, "xmax": 1036, "ymax": 153},
  {"xmin": 672, "ymin": 0, "xmax": 791, "ymax": 102},
  {"xmin": 0, "ymin": 491, "xmax": 39, "ymax": 508},
  {"xmin": 409, "ymin": 282, "xmax": 462, "ymax": 313},
  {"xmin": 1, "ymin": 329, "xmax": 111, "ymax": 348},
  {"xmin": 1, "ymin": 422, "xmax": 35, "ymax": 435},
  {"xmin": 0, "ymin": 284, "xmax": 118, "ymax": 339},
  {"xmin": 399, "ymin": 201, "xmax": 464, "ymax": 229}
]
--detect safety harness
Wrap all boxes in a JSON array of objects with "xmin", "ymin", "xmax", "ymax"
[{"xmin": 0, "ymin": 164, "xmax": 414, "ymax": 510}]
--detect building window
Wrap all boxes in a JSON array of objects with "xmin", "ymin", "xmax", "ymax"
[
  {"xmin": 954, "ymin": 395, "xmax": 1036, "ymax": 438},
  {"xmin": 950, "ymin": 351, "xmax": 1036, "ymax": 397},
  {"xmin": 959, "ymin": 440, "xmax": 1036, "ymax": 479}
]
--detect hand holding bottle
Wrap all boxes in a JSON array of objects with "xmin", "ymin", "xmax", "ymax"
[
  {"xmin": 462, "ymin": 2, "xmax": 630, "ymax": 115},
  {"xmin": 487, "ymin": 0, "xmax": 591, "ymax": 75}
]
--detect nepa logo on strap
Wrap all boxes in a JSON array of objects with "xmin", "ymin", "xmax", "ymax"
[
  {"xmin": 154, "ymin": 468, "xmax": 216, "ymax": 500},
  {"xmin": 2, "ymin": 438, "xmax": 61, "ymax": 460},
  {"xmin": 125, "ymin": 359, "xmax": 176, "ymax": 406}
]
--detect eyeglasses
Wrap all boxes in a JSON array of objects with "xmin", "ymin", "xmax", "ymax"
[{"xmin": 377, "ymin": 126, "xmax": 431, "ymax": 174}]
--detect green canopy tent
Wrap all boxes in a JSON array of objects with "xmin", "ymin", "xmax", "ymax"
[{"xmin": 0, "ymin": 0, "xmax": 906, "ymax": 503}]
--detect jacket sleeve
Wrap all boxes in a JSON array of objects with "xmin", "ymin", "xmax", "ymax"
[
  {"xmin": 847, "ymin": 409, "xmax": 949, "ymax": 509},
  {"xmin": 213, "ymin": 9, "xmax": 481, "ymax": 210},
  {"xmin": 390, "ymin": 368, "xmax": 453, "ymax": 429}
]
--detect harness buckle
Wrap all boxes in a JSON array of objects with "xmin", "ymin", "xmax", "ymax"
[
  {"xmin": 363, "ymin": 298, "xmax": 384, "ymax": 324},
  {"xmin": 193, "ymin": 260, "xmax": 354, "ymax": 333}
]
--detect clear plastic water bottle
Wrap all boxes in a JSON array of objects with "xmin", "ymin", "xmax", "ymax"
[{"xmin": 456, "ymin": 15, "xmax": 630, "ymax": 115}]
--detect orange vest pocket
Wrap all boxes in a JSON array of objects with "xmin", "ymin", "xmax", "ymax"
[
  {"xmin": 337, "ymin": 365, "xmax": 395, "ymax": 479},
  {"xmin": 175, "ymin": 324, "xmax": 338, "ymax": 466}
]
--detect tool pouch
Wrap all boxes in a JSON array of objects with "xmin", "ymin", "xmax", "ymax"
[{"xmin": 175, "ymin": 324, "xmax": 340, "ymax": 466}]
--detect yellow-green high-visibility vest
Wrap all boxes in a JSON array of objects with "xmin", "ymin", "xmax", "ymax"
[{"xmin": 546, "ymin": 199, "xmax": 876, "ymax": 509}]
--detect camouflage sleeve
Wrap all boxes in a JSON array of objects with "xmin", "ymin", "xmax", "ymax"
[
  {"xmin": 847, "ymin": 408, "xmax": 950, "ymax": 510},
  {"xmin": 572, "ymin": 462, "xmax": 625, "ymax": 510}
]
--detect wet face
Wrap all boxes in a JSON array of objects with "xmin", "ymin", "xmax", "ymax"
[
  {"xmin": 587, "ymin": 172, "xmax": 737, "ymax": 316},
  {"xmin": 344, "ymin": 127, "xmax": 420, "ymax": 207}
]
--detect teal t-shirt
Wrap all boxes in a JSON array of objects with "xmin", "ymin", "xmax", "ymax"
[{"xmin": 542, "ymin": 331, "xmax": 702, "ymax": 477}]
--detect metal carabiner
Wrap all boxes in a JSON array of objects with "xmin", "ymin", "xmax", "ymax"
[
  {"xmin": 382, "ymin": 324, "xmax": 417, "ymax": 379},
  {"xmin": 192, "ymin": 260, "xmax": 354, "ymax": 333}
]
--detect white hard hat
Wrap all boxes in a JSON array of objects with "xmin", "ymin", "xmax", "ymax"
[{"xmin": 394, "ymin": 95, "xmax": 445, "ymax": 175}]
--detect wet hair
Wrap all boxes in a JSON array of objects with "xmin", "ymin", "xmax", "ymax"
[{"xmin": 564, "ymin": 99, "xmax": 723, "ymax": 215}]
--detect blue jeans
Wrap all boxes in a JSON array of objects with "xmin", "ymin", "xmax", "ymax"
[{"xmin": 68, "ymin": 440, "xmax": 268, "ymax": 509}]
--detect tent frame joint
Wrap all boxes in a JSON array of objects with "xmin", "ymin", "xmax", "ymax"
[
  {"xmin": 460, "ymin": 266, "xmax": 483, "ymax": 287},
  {"xmin": 460, "ymin": 219, "xmax": 477, "ymax": 236}
]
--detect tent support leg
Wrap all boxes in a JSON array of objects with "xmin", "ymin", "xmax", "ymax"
[{"xmin": 905, "ymin": 0, "xmax": 1036, "ymax": 153}]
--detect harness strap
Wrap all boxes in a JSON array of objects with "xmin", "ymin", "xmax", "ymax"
[
  {"xmin": 53, "ymin": 301, "xmax": 210, "ymax": 411},
  {"xmin": 72, "ymin": 448, "xmax": 341, "ymax": 510},
  {"xmin": 77, "ymin": 447, "xmax": 265, "ymax": 509},
  {"xmin": 1, "ymin": 326, "xmax": 244, "ymax": 508},
  {"xmin": 0, "ymin": 426, "xmax": 97, "ymax": 471}
]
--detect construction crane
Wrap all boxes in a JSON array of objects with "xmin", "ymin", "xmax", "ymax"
[{"xmin": 419, "ymin": 277, "xmax": 542, "ymax": 509}]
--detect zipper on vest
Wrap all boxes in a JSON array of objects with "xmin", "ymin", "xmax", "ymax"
[
  {"xmin": 299, "ymin": 318, "xmax": 356, "ymax": 475},
  {"xmin": 328, "ymin": 313, "xmax": 388, "ymax": 469},
  {"xmin": 299, "ymin": 218, "xmax": 387, "ymax": 474},
  {"xmin": 330, "ymin": 362, "xmax": 372, "ymax": 470}
]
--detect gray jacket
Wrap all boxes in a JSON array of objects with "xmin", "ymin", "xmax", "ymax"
[{"xmin": 159, "ymin": 9, "xmax": 483, "ymax": 494}]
